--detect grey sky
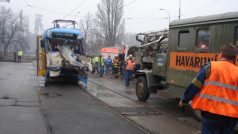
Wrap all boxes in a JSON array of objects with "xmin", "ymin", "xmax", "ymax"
[{"xmin": 3, "ymin": 0, "xmax": 238, "ymax": 33}]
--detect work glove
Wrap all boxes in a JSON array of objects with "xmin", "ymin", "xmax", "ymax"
[{"xmin": 179, "ymin": 99, "xmax": 186, "ymax": 109}]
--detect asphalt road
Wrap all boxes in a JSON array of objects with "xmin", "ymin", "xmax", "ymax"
[
  {"xmin": 0, "ymin": 62, "xmax": 46, "ymax": 134},
  {"xmin": 39, "ymin": 82, "xmax": 146, "ymax": 134},
  {"xmin": 0, "ymin": 62, "xmax": 146, "ymax": 134},
  {"xmin": 1, "ymin": 61, "xmax": 236, "ymax": 134}
]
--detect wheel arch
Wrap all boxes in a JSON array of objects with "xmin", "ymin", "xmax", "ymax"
[{"xmin": 135, "ymin": 70, "xmax": 160, "ymax": 89}]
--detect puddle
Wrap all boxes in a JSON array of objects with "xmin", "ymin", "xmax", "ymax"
[{"xmin": 1, "ymin": 95, "xmax": 13, "ymax": 99}]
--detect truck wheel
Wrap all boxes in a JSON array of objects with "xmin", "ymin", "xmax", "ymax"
[{"xmin": 136, "ymin": 76, "xmax": 150, "ymax": 101}]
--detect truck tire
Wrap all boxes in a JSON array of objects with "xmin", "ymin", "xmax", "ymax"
[{"xmin": 136, "ymin": 76, "xmax": 150, "ymax": 101}]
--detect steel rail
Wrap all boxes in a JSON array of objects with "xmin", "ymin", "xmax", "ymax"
[{"xmin": 87, "ymin": 79, "xmax": 200, "ymax": 131}]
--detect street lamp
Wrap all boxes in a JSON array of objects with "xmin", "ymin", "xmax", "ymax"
[
  {"xmin": 74, "ymin": 12, "xmax": 80, "ymax": 21},
  {"xmin": 159, "ymin": 9, "xmax": 171, "ymax": 27},
  {"xmin": 124, "ymin": 17, "xmax": 132, "ymax": 33}
]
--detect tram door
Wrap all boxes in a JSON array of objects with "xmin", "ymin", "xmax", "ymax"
[{"xmin": 36, "ymin": 36, "xmax": 46, "ymax": 76}]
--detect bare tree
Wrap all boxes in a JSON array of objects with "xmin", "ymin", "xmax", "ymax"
[
  {"xmin": 0, "ymin": 0, "xmax": 10, "ymax": 3},
  {"xmin": 14, "ymin": 10, "xmax": 30, "ymax": 52},
  {"xmin": 80, "ymin": 12, "xmax": 93, "ymax": 43},
  {"xmin": 95, "ymin": 0, "xmax": 125, "ymax": 47},
  {"xmin": 84, "ymin": 21, "xmax": 105, "ymax": 55},
  {"xmin": 0, "ymin": 6, "xmax": 21, "ymax": 56},
  {"xmin": 79, "ymin": 12, "xmax": 94, "ymax": 54},
  {"xmin": 123, "ymin": 33, "xmax": 140, "ymax": 47}
]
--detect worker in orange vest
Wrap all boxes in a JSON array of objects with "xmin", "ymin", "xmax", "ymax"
[
  {"xmin": 179, "ymin": 43, "xmax": 238, "ymax": 134},
  {"xmin": 125, "ymin": 55, "xmax": 136, "ymax": 86}
]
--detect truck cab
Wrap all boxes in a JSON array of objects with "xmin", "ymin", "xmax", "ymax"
[{"xmin": 135, "ymin": 33, "xmax": 169, "ymax": 101}]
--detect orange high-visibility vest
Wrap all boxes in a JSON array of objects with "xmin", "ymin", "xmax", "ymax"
[
  {"xmin": 126, "ymin": 60, "xmax": 135, "ymax": 70},
  {"xmin": 192, "ymin": 61, "xmax": 238, "ymax": 118}
]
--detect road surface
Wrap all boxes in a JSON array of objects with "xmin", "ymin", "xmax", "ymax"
[{"xmin": 1, "ymin": 61, "xmax": 236, "ymax": 134}]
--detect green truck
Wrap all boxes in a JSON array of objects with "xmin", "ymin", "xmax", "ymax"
[{"xmin": 135, "ymin": 11, "xmax": 238, "ymax": 119}]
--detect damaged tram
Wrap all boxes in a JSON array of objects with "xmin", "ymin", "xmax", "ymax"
[{"xmin": 36, "ymin": 20, "xmax": 92, "ymax": 87}]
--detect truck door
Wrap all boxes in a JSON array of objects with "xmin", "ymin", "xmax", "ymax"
[
  {"xmin": 152, "ymin": 43, "xmax": 168, "ymax": 78},
  {"xmin": 36, "ymin": 36, "xmax": 46, "ymax": 76}
]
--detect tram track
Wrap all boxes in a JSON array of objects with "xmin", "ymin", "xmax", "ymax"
[
  {"xmin": 86, "ymin": 78, "xmax": 200, "ymax": 133},
  {"xmin": 84, "ymin": 80, "xmax": 152, "ymax": 134}
]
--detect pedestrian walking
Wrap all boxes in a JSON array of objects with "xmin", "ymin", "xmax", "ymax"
[
  {"xmin": 98, "ymin": 54, "xmax": 105, "ymax": 77},
  {"xmin": 17, "ymin": 50, "xmax": 23, "ymax": 62},
  {"xmin": 92, "ymin": 55, "xmax": 99, "ymax": 74},
  {"xmin": 105, "ymin": 55, "xmax": 112, "ymax": 74},
  {"xmin": 179, "ymin": 43, "xmax": 238, "ymax": 134},
  {"xmin": 124, "ymin": 55, "xmax": 135, "ymax": 86},
  {"xmin": 130, "ymin": 57, "xmax": 137, "ymax": 81},
  {"xmin": 13, "ymin": 51, "xmax": 17, "ymax": 62}
]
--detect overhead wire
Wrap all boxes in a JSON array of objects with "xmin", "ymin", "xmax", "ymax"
[
  {"xmin": 125, "ymin": 17, "xmax": 169, "ymax": 24},
  {"xmin": 181, "ymin": 0, "xmax": 223, "ymax": 16},
  {"xmin": 27, "ymin": 4, "xmax": 66, "ymax": 15},
  {"xmin": 124, "ymin": 0, "xmax": 139, "ymax": 7},
  {"xmin": 62, "ymin": 0, "xmax": 87, "ymax": 19},
  {"xmin": 125, "ymin": 0, "xmax": 223, "ymax": 24},
  {"xmin": 25, "ymin": 0, "xmax": 136, "ymax": 19},
  {"xmin": 24, "ymin": 0, "xmax": 225, "ymax": 33},
  {"xmin": 126, "ymin": 17, "xmax": 167, "ymax": 20}
]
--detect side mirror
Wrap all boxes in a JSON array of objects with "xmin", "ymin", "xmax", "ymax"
[{"xmin": 40, "ymin": 40, "xmax": 45, "ymax": 48}]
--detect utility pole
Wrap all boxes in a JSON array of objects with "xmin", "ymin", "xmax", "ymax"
[
  {"xmin": 159, "ymin": 9, "xmax": 171, "ymax": 27},
  {"xmin": 179, "ymin": 0, "xmax": 181, "ymax": 20},
  {"xmin": 34, "ymin": 14, "xmax": 44, "ymax": 35}
]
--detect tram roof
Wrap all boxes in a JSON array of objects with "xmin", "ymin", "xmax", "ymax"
[
  {"xmin": 53, "ymin": 19, "xmax": 77, "ymax": 24},
  {"xmin": 47, "ymin": 28, "xmax": 81, "ymax": 35},
  {"xmin": 170, "ymin": 11, "xmax": 238, "ymax": 28}
]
